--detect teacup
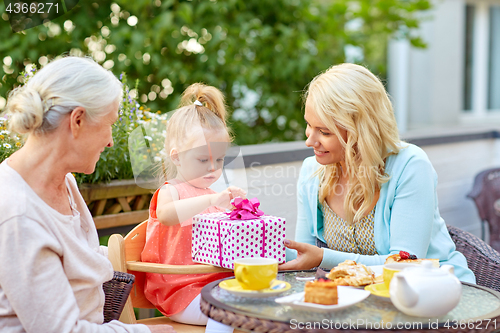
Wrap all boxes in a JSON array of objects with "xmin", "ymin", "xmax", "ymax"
[
  {"xmin": 383, "ymin": 263, "xmax": 419, "ymax": 289},
  {"xmin": 234, "ymin": 257, "xmax": 278, "ymax": 290}
]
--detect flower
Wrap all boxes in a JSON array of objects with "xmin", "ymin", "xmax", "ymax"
[{"xmin": 3, "ymin": 143, "xmax": 11, "ymax": 149}]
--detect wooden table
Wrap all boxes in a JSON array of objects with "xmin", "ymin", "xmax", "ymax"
[{"xmin": 201, "ymin": 271, "xmax": 500, "ymax": 333}]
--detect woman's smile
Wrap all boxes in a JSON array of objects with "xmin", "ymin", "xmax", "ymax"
[{"xmin": 314, "ymin": 149, "xmax": 329, "ymax": 156}]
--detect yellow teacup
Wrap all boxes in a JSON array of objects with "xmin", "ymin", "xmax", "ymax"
[
  {"xmin": 234, "ymin": 257, "xmax": 278, "ymax": 290},
  {"xmin": 383, "ymin": 263, "xmax": 419, "ymax": 289}
]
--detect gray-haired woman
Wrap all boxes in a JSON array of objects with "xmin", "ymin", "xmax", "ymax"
[{"xmin": 0, "ymin": 57, "xmax": 175, "ymax": 333}]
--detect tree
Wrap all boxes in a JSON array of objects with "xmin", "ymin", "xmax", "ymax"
[{"xmin": 0, "ymin": 0, "xmax": 431, "ymax": 145}]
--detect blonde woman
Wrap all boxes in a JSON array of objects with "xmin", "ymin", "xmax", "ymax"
[
  {"xmin": 0, "ymin": 57, "xmax": 174, "ymax": 333},
  {"xmin": 280, "ymin": 63, "xmax": 475, "ymax": 283}
]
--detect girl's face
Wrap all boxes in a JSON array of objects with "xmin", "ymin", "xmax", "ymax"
[
  {"xmin": 304, "ymin": 97, "xmax": 348, "ymax": 166},
  {"xmin": 174, "ymin": 129, "xmax": 230, "ymax": 189}
]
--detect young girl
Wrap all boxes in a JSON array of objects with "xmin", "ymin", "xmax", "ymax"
[{"xmin": 141, "ymin": 83, "xmax": 245, "ymax": 331}]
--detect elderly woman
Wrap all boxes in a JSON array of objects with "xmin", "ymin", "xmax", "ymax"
[
  {"xmin": 281, "ymin": 63, "xmax": 475, "ymax": 283},
  {"xmin": 0, "ymin": 57, "xmax": 174, "ymax": 333}
]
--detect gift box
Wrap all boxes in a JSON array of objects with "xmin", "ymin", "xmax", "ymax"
[{"xmin": 191, "ymin": 199, "xmax": 286, "ymax": 269}]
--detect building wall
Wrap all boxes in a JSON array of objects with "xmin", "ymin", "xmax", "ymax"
[{"xmin": 388, "ymin": 0, "xmax": 466, "ymax": 130}]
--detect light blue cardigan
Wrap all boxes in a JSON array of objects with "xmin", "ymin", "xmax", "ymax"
[{"xmin": 289, "ymin": 143, "xmax": 475, "ymax": 283}]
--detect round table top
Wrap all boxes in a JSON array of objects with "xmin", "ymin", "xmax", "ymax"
[{"xmin": 201, "ymin": 271, "xmax": 500, "ymax": 333}]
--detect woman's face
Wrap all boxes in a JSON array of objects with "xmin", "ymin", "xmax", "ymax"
[
  {"xmin": 304, "ymin": 97, "xmax": 348, "ymax": 166},
  {"xmin": 77, "ymin": 100, "xmax": 119, "ymax": 174}
]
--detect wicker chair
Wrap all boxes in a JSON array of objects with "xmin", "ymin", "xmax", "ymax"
[
  {"xmin": 467, "ymin": 167, "xmax": 500, "ymax": 251},
  {"xmin": 447, "ymin": 224, "xmax": 500, "ymax": 292},
  {"xmin": 103, "ymin": 271, "xmax": 136, "ymax": 323}
]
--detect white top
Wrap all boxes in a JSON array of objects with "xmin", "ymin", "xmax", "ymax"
[{"xmin": 0, "ymin": 160, "xmax": 149, "ymax": 333}]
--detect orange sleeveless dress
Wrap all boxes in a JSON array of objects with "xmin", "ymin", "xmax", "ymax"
[{"xmin": 141, "ymin": 180, "xmax": 234, "ymax": 316}]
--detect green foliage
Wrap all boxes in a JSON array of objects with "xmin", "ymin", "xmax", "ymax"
[
  {"xmin": 0, "ymin": 118, "xmax": 23, "ymax": 161},
  {"xmin": 0, "ymin": 0, "xmax": 431, "ymax": 170},
  {"xmin": 0, "ymin": 66, "xmax": 36, "ymax": 161},
  {"xmin": 99, "ymin": 235, "xmax": 110, "ymax": 247}
]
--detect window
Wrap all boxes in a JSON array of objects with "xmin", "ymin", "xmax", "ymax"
[
  {"xmin": 463, "ymin": 5, "xmax": 475, "ymax": 112},
  {"xmin": 488, "ymin": 6, "xmax": 500, "ymax": 110},
  {"xmin": 463, "ymin": 2, "xmax": 500, "ymax": 114}
]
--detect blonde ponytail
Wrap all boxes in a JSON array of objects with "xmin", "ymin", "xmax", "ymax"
[
  {"xmin": 180, "ymin": 83, "xmax": 227, "ymax": 123},
  {"xmin": 163, "ymin": 83, "xmax": 231, "ymax": 180}
]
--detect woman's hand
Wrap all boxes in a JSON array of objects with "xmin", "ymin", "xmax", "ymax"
[
  {"xmin": 210, "ymin": 186, "xmax": 246, "ymax": 209},
  {"xmin": 146, "ymin": 324, "xmax": 177, "ymax": 333},
  {"xmin": 278, "ymin": 239, "xmax": 324, "ymax": 271}
]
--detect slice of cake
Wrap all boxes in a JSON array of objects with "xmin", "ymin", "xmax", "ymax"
[
  {"xmin": 304, "ymin": 279, "xmax": 338, "ymax": 305},
  {"xmin": 385, "ymin": 251, "xmax": 440, "ymax": 267}
]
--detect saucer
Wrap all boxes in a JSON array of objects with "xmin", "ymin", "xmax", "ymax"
[
  {"xmin": 275, "ymin": 286, "xmax": 370, "ymax": 313},
  {"xmin": 365, "ymin": 283, "xmax": 390, "ymax": 298},
  {"xmin": 219, "ymin": 279, "xmax": 291, "ymax": 298}
]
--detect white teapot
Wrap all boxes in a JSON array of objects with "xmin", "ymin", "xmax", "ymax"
[{"xmin": 389, "ymin": 261, "xmax": 462, "ymax": 317}]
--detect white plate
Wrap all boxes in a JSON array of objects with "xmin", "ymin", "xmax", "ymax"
[{"xmin": 275, "ymin": 286, "xmax": 370, "ymax": 313}]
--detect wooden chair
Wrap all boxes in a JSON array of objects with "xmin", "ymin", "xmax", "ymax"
[
  {"xmin": 447, "ymin": 224, "xmax": 500, "ymax": 292},
  {"xmin": 108, "ymin": 220, "xmax": 236, "ymax": 332}
]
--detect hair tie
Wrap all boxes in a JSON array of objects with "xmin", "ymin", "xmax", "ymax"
[{"xmin": 194, "ymin": 100, "xmax": 203, "ymax": 106}]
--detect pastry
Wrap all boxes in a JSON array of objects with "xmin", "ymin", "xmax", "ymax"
[
  {"xmin": 304, "ymin": 279, "xmax": 338, "ymax": 305},
  {"xmin": 326, "ymin": 260, "xmax": 375, "ymax": 286},
  {"xmin": 385, "ymin": 251, "xmax": 440, "ymax": 267}
]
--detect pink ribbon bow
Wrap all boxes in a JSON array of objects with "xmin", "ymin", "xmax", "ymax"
[{"xmin": 226, "ymin": 197, "xmax": 264, "ymax": 220}]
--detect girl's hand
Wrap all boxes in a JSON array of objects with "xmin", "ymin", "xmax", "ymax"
[
  {"xmin": 278, "ymin": 239, "xmax": 323, "ymax": 271},
  {"xmin": 210, "ymin": 186, "xmax": 246, "ymax": 209},
  {"xmin": 146, "ymin": 324, "xmax": 177, "ymax": 333}
]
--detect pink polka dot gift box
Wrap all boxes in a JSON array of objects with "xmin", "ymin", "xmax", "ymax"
[{"xmin": 191, "ymin": 198, "xmax": 286, "ymax": 269}]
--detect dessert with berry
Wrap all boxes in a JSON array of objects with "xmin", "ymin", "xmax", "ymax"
[{"xmin": 385, "ymin": 251, "xmax": 439, "ymax": 267}]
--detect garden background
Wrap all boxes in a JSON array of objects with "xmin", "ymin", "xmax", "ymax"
[
  {"xmin": 0, "ymin": 0, "xmax": 434, "ymax": 245},
  {"xmin": 0, "ymin": 0, "xmax": 431, "ymax": 185}
]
